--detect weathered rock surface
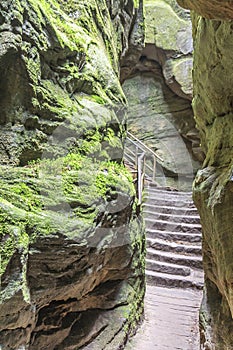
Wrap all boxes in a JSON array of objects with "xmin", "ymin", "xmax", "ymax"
[
  {"xmin": 123, "ymin": 0, "xmax": 204, "ymax": 185},
  {"xmin": 120, "ymin": 0, "xmax": 145, "ymax": 83},
  {"xmin": 177, "ymin": 1, "xmax": 233, "ymax": 349},
  {"xmin": 177, "ymin": 0, "xmax": 233, "ymax": 20},
  {"xmin": 144, "ymin": 0, "xmax": 193, "ymax": 100},
  {"xmin": 0, "ymin": 1, "xmax": 145, "ymax": 349},
  {"xmin": 123, "ymin": 64, "xmax": 200, "ymax": 185}
]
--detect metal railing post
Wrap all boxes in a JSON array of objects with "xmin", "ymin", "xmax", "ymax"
[
  {"xmin": 153, "ymin": 154, "xmax": 156, "ymax": 182},
  {"xmin": 123, "ymin": 131, "xmax": 164, "ymax": 204},
  {"xmin": 137, "ymin": 152, "xmax": 145, "ymax": 206}
]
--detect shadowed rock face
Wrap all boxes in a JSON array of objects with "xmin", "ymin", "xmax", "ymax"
[
  {"xmin": 0, "ymin": 1, "xmax": 145, "ymax": 349},
  {"xmin": 177, "ymin": 1, "xmax": 233, "ymax": 349}
]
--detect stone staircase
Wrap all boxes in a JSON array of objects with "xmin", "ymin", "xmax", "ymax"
[
  {"xmin": 125, "ymin": 183, "xmax": 204, "ymax": 350},
  {"xmin": 144, "ymin": 183, "xmax": 203, "ymax": 291}
]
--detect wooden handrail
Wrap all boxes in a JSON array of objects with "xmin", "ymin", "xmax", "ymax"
[
  {"xmin": 127, "ymin": 131, "xmax": 163, "ymax": 162},
  {"xmin": 124, "ymin": 131, "xmax": 163, "ymax": 205}
]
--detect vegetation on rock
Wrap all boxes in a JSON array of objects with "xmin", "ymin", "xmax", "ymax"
[
  {"xmin": 176, "ymin": 1, "xmax": 233, "ymax": 348},
  {"xmin": 0, "ymin": 0, "xmax": 145, "ymax": 349}
]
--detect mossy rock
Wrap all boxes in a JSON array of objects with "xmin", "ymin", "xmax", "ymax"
[
  {"xmin": 144, "ymin": 0, "xmax": 192, "ymax": 52},
  {"xmin": 0, "ymin": 156, "xmax": 135, "ymax": 278}
]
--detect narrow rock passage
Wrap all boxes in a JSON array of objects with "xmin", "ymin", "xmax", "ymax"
[{"xmin": 125, "ymin": 184, "xmax": 204, "ymax": 350}]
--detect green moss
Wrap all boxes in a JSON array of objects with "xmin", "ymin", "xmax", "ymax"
[
  {"xmin": 0, "ymin": 6, "xmax": 144, "ymax": 340},
  {"xmin": 0, "ymin": 215, "xmax": 29, "ymax": 276},
  {"xmin": 30, "ymin": 0, "xmax": 89, "ymax": 50},
  {"xmin": 124, "ymin": 284, "xmax": 145, "ymax": 332},
  {"xmin": 0, "ymin": 149, "xmax": 136, "ymax": 278},
  {"xmin": 133, "ymin": 0, "xmax": 140, "ymax": 8},
  {"xmin": 11, "ymin": 183, "xmax": 42, "ymax": 211},
  {"xmin": 33, "ymin": 80, "xmax": 77, "ymax": 120},
  {"xmin": 62, "ymin": 156, "xmax": 134, "ymax": 210},
  {"xmin": 90, "ymin": 95, "xmax": 106, "ymax": 105},
  {"xmin": 62, "ymin": 153, "xmax": 83, "ymax": 171},
  {"xmin": 96, "ymin": 161, "xmax": 134, "ymax": 197},
  {"xmin": 22, "ymin": 0, "xmax": 125, "ymax": 121},
  {"xmin": 144, "ymin": 0, "xmax": 190, "ymax": 48},
  {"xmin": 73, "ymin": 130, "xmax": 102, "ymax": 156},
  {"xmin": 0, "ymin": 185, "xmax": 40, "ymax": 214},
  {"xmin": 0, "ymin": 168, "xmax": 43, "ymax": 276},
  {"xmin": 122, "ymin": 216, "xmax": 146, "ymax": 336}
]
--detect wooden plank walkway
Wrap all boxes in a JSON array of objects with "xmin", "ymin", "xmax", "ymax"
[{"xmin": 125, "ymin": 285, "xmax": 203, "ymax": 350}]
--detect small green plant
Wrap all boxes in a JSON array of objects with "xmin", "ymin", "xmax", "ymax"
[
  {"xmin": 62, "ymin": 153, "xmax": 83, "ymax": 171},
  {"xmin": 11, "ymin": 182, "xmax": 42, "ymax": 211}
]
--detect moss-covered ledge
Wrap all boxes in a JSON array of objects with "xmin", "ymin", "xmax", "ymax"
[{"xmin": 0, "ymin": 155, "xmax": 145, "ymax": 349}]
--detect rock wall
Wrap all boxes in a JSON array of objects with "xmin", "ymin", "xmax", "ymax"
[
  {"xmin": 177, "ymin": 0, "xmax": 233, "ymax": 20},
  {"xmin": 0, "ymin": 1, "xmax": 145, "ymax": 349},
  {"xmin": 123, "ymin": 0, "xmax": 204, "ymax": 189},
  {"xmin": 177, "ymin": 1, "xmax": 233, "ymax": 349}
]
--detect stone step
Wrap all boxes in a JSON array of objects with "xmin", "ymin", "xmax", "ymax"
[
  {"xmin": 146, "ymin": 184, "xmax": 193, "ymax": 195},
  {"xmin": 145, "ymin": 188, "xmax": 192, "ymax": 198},
  {"xmin": 146, "ymin": 238, "xmax": 202, "ymax": 255},
  {"xmin": 147, "ymin": 248, "xmax": 203, "ymax": 269},
  {"xmin": 143, "ymin": 203, "xmax": 198, "ymax": 216},
  {"xmin": 145, "ymin": 218, "xmax": 202, "ymax": 234},
  {"xmin": 143, "ymin": 210, "xmax": 200, "ymax": 224},
  {"xmin": 146, "ymin": 258, "xmax": 191, "ymax": 276},
  {"xmin": 145, "ymin": 191, "xmax": 192, "ymax": 200},
  {"xmin": 145, "ymin": 269, "xmax": 204, "ymax": 289},
  {"xmin": 146, "ymin": 228, "xmax": 202, "ymax": 243},
  {"xmin": 146, "ymin": 184, "xmax": 192, "ymax": 193},
  {"xmin": 145, "ymin": 189, "xmax": 192, "ymax": 200},
  {"xmin": 145, "ymin": 197, "xmax": 195, "ymax": 208}
]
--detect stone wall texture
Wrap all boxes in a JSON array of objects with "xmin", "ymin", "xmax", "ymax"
[
  {"xmin": 123, "ymin": 0, "xmax": 203, "ymax": 189},
  {"xmin": 0, "ymin": 1, "xmax": 145, "ymax": 349},
  {"xmin": 177, "ymin": 0, "xmax": 233, "ymax": 20},
  {"xmin": 177, "ymin": 1, "xmax": 233, "ymax": 349}
]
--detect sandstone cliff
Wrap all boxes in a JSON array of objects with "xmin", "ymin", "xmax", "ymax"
[
  {"xmin": 177, "ymin": 1, "xmax": 233, "ymax": 349},
  {"xmin": 123, "ymin": 0, "xmax": 203, "ymax": 190},
  {"xmin": 0, "ymin": 1, "xmax": 145, "ymax": 349}
]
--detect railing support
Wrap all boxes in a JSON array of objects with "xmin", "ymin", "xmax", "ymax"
[
  {"xmin": 153, "ymin": 154, "xmax": 156, "ymax": 182},
  {"xmin": 127, "ymin": 131, "xmax": 163, "ymax": 162},
  {"xmin": 137, "ymin": 152, "xmax": 145, "ymax": 206},
  {"xmin": 124, "ymin": 131, "xmax": 163, "ymax": 206}
]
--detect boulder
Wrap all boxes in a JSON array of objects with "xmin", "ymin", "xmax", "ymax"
[{"xmin": 144, "ymin": 0, "xmax": 193, "ymax": 100}]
